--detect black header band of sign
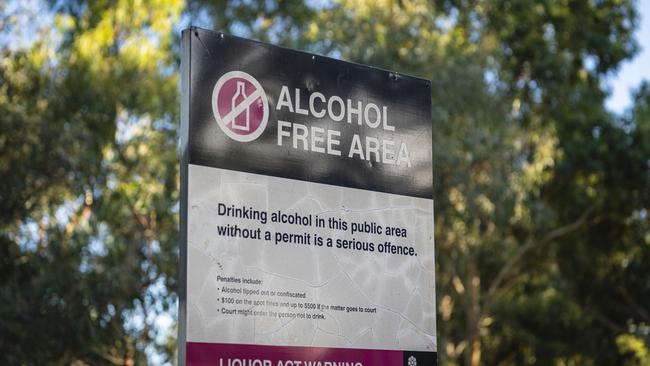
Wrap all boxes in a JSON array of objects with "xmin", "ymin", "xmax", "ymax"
[{"xmin": 185, "ymin": 27, "xmax": 432, "ymax": 199}]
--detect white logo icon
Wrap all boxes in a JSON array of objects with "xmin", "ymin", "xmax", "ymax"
[{"xmin": 408, "ymin": 355, "xmax": 417, "ymax": 366}]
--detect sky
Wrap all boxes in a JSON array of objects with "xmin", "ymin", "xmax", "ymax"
[{"xmin": 606, "ymin": 0, "xmax": 650, "ymax": 114}]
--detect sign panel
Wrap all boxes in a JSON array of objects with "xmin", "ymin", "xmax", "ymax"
[{"xmin": 180, "ymin": 27, "xmax": 436, "ymax": 366}]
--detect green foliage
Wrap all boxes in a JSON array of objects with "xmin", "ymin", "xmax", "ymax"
[
  {"xmin": 1, "ymin": 0, "xmax": 182, "ymax": 364},
  {"xmin": 617, "ymin": 334, "xmax": 650, "ymax": 366},
  {"xmin": 1, "ymin": 0, "xmax": 649, "ymax": 365}
]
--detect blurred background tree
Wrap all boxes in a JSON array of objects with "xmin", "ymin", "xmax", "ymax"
[{"xmin": 1, "ymin": 0, "xmax": 648, "ymax": 365}]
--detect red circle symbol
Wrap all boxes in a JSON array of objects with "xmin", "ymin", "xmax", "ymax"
[{"xmin": 212, "ymin": 71, "xmax": 269, "ymax": 142}]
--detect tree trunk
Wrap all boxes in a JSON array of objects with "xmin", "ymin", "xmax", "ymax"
[{"xmin": 466, "ymin": 261, "xmax": 482, "ymax": 366}]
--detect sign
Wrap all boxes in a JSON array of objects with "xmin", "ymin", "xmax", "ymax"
[{"xmin": 179, "ymin": 27, "xmax": 436, "ymax": 366}]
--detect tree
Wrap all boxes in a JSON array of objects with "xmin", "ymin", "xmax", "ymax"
[
  {"xmin": 1, "ymin": 0, "xmax": 182, "ymax": 363},
  {"xmin": 273, "ymin": 0, "xmax": 646, "ymax": 364},
  {"xmin": 1, "ymin": 0, "xmax": 648, "ymax": 365}
]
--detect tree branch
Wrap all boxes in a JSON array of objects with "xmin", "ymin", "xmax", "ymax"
[{"xmin": 484, "ymin": 205, "xmax": 596, "ymax": 311}]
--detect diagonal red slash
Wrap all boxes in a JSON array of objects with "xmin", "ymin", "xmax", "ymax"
[{"xmin": 221, "ymin": 89, "xmax": 263, "ymax": 125}]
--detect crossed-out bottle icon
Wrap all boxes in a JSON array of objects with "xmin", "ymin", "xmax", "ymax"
[{"xmin": 212, "ymin": 70, "xmax": 269, "ymax": 142}]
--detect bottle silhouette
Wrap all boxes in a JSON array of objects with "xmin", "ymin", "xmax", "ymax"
[{"xmin": 231, "ymin": 81, "xmax": 250, "ymax": 131}]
